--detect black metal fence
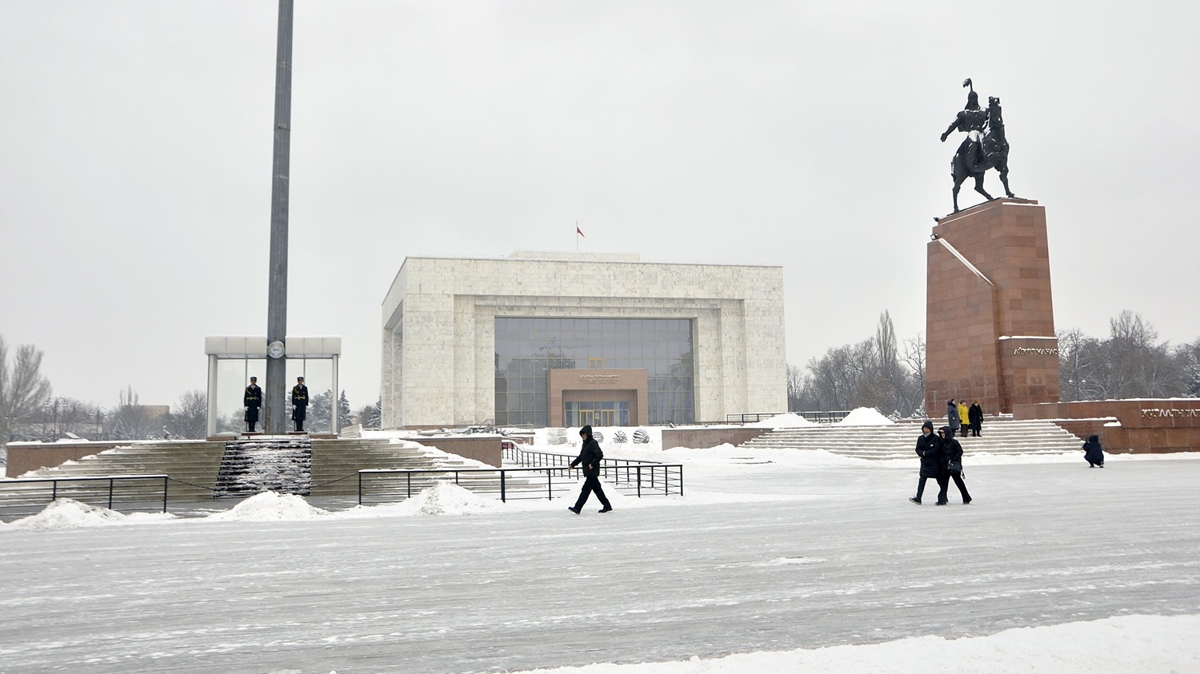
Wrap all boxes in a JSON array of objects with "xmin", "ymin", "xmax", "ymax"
[
  {"xmin": 724, "ymin": 412, "xmax": 787, "ymax": 424},
  {"xmin": 359, "ymin": 459, "xmax": 683, "ymax": 506},
  {"xmin": 725, "ymin": 411, "xmax": 853, "ymax": 424},
  {"xmin": 0, "ymin": 475, "xmax": 170, "ymax": 521}
]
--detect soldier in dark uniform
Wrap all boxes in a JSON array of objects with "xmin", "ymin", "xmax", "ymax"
[
  {"xmin": 291, "ymin": 376, "xmax": 309, "ymax": 432},
  {"xmin": 243, "ymin": 376, "xmax": 262, "ymax": 433}
]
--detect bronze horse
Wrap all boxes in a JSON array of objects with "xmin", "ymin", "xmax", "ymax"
[{"xmin": 949, "ymin": 96, "xmax": 1014, "ymax": 213}]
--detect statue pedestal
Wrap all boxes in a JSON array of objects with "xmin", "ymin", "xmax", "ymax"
[{"xmin": 925, "ymin": 198, "xmax": 1059, "ymax": 415}]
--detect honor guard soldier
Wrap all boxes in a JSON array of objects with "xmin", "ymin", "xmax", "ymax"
[
  {"xmin": 244, "ymin": 376, "xmax": 263, "ymax": 433},
  {"xmin": 291, "ymin": 376, "xmax": 309, "ymax": 432}
]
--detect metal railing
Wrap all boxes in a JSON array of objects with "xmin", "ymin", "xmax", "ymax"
[
  {"xmin": 358, "ymin": 462, "xmax": 683, "ymax": 506},
  {"xmin": 0, "ymin": 475, "xmax": 170, "ymax": 520},
  {"xmin": 797, "ymin": 410, "xmax": 853, "ymax": 423},
  {"xmin": 725, "ymin": 411, "xmax": 854, "ymax": 424},
  {"xmin": 725, "ymin": 412, "xmax": 787, "ymax": 424},
  {"xmin": 503, "ymin": 444, "xmax": 664, "ymax": 468}
]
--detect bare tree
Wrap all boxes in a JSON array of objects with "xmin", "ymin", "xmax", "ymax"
[
  {"xmin": 786, "ymin": 365, "xmax": 805, "ymax": 412},
  {"xmin": 167, "ymin": 390, "xmax": 208, "ymax": 439},
  {"xmin": 791, "ymin": 313, "xmax": 925, "ymax": 417},
  {"xmin": 1177, "ymin": 338, "xmax": 1200, "ymax": 398},
  {"xmin": 26, "ymin": 396, "xmax": 103, "ymax": 441},
  {"xmin": 1059, "ymin": 312, "xmax": 1193, "ymax": 401},
  {"xmin": 105, "ymin": 386, "xmax": 162, "ymax": 441},
  {"xmin": 0, "ymin": 336, "xmax": 53, "ymax": 447},
  {"xmin": 1057, "ymin": 328, "xmax": 1106, "ymax": 401}
]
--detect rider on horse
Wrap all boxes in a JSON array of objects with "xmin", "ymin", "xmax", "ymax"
[
  {"xmin": 940, "ymin": 78, "xmax": 1015, "ymax": 212},
  {"xmin": 941, "ymin": 87, "xmax": 988, "ymax": 174}
]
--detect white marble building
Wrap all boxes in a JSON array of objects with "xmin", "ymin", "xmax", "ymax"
[{"xmin": 380, "ymin": 252, "xmax": 786, "ymax": 428}]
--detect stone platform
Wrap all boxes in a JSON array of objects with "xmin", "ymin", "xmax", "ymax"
[{"xmin": 926, "ymin": 198, "xmax": 1059, "ymax": 414}]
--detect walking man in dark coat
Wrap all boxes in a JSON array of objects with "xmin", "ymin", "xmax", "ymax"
[
  {"xmin": 568, "ymin": 425, "xmax": 612, "ymax": 514},
  {"xmin": 291, "ymin": 376, "xmax": 309, "ymax": 432},
  {"xmin": 968, "ymin": 400, "xmax": 984, "ymax": 437},
  {"xmin": 911, "ymin": 420, "xmax": 949, "ymax": 505},
  {"xmin": 243, "ymin": 376, "xmax": 262, "ymax": 433}
]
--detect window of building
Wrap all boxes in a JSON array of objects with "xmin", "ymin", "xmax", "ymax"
[{"xmin": 494, "ymin": 317, "xmax": 694, "ymax": 426}]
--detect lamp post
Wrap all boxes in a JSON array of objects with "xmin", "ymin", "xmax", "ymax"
[{"xmin": 264, "ymin": 0, "xmax": 294, "ymax": 434}]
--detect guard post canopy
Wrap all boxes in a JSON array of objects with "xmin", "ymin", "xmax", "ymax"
[{"xmin": 205, "ymin": 336, "xmax": 342, "ymax": 438}]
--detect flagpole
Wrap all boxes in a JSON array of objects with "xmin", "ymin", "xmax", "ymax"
[{"xmin": 576, "ymin": 220, "xmax": 579, "ymax": 252}]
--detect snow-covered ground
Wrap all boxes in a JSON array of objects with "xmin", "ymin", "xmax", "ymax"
[{"xmin": 0, "ymin": 439, "xmax": 1197, "ymax": 673}]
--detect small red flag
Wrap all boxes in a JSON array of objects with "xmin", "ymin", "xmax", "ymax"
[{"xmin": 576, "ymin": 226, "xmax": 585, "ymax": 237}]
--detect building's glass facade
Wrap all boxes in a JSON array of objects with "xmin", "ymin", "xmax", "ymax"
[{"xmin": 494, "ymin": 317, "xmax": 694, "ymax": 426}]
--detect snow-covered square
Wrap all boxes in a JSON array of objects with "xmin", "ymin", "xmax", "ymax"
[{"xmin": 1, "ymin": 431, "xmax": 1198, "ymax": 673}]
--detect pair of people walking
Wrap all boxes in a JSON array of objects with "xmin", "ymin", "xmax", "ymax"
[{"xmin": 910, "ymin": 420, "xmax": 971, "ymax": 505}]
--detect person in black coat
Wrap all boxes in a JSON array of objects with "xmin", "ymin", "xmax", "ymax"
[
  {"xmin": 568, "ymin": 425, "xmax": 612, "ymax": 514},
  {"xmin": 941, "ymin": 426, "xmax": 972, "ymax": 504},
  {"xmin": 1083, "ymin": 435, "xmax": 1104, "ymax": 468},
  {"xmin": 291, "ymin": 377, "xmax": 309, "ymax": 432},
  {"xmin": 946, "ymin": 399, "xmax": 960, "ymax": 439},
  {"xmin": 243, "ymin": 376, "xmax": 262, "ymax": 433},
  {"xmin": 910, "ymin": 420, "xmax": 949, "ymax": 505},
  {"xmin": 968, "ymin": 400, "xmax": 983, "ymax": 437}
]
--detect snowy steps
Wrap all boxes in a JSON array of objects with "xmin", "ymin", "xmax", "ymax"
[
  {"xmin": 212, "ymin": 437, "xmax": 314, "ymax": 498},
  {"xmin": 740, "ymin": 418, "xmax": 1084, "ymax": 459},
  {"xmin": 4, "ymin": 438, "xmax": 488, "ymax": 504}
]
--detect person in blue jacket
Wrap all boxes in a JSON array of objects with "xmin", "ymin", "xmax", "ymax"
[
  {"xmin": 910, "ymin": 420, "xmax": 948, "ymax": 505},
  {"xmin": 568, "ymin": 425, "xmax": 612, "ymax": 514},
  {"xmin": 1083, "ymin": 435, "xmax": 1105, "ymax": 468}
]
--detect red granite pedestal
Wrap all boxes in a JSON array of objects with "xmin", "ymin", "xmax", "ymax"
[{"xmin": 925, "ymin": 198, "xmax": 1059, "ymax": 415}]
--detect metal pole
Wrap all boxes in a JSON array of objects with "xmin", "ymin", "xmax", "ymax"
[{"xmin": 265, "ymin": 0, "xmax": 294, "ymax": 434}]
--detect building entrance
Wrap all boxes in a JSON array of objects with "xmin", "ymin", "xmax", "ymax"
[{"xmin": 565, "ymin": 401, "xmax": 630, "ymax": 427}]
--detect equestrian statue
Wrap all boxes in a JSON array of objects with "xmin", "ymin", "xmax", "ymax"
[{"xmin": 940, "ymin": 78, "xmax": 1014, "ymax": 213}]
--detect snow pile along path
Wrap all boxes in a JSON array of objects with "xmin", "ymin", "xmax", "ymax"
[
  {"xmin": 835, "ymin": 407, "xmax": 894, "ymax": 426},
  {"xmin": 505, "ymin": 613, "xmax": 1200, "ymax": 674},
  {"xmin": 6, "ymin": 498, "xmax": 174, "ymax": 530},
  {"xmin": 394, "ymin": 480, "xmax": 501, "ymax": 516},
  {"xmin": 208, "ymin": 491, "xmax": 328, "ymax": 522},
  {"xmin": 747, "ymin": 413, "xmax": 817, "ymax": 428}
]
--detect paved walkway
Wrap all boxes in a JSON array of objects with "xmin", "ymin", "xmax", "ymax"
[{"xmin": 0, "ymin": 460, "xmax": 1197, "ymax": 673}]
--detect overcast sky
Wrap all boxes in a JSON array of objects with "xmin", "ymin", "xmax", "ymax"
[{"xmin": 2, "ymin": 1, "xmax": 1198, "ymax": 411}]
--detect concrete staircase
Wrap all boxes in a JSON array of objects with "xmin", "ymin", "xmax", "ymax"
[
  {"xmin": 213, "ymin": 437, "xmax": 314, "ymax": 498},
  {"xmin": 740, "ymin": 418, "xmax": 1084, "ymax": 459},
  {"xmin": 2, "ymin": 437, "xmax": 490, "ymax": 505}
]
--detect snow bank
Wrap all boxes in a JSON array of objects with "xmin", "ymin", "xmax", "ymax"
[
  {"xmin": 835, "ymin": 407, "xmax": 894, "ymax": 426},
  {"xmin": 335, "ymin": 481, "xmax": 503, "ymax": 518},
  {"xmin": 394, "ymin": 481, "xmax": 500, "ymax": 516},
  {"xmin": 505, "ymin": 613, "xmax": 1200, "ymax": 673},
  {"xmin": 747, "ymin": 413, "xmax": 817, "ymax": 428},
  {"xmin": 207, "ymin": 491, "xmax": 328, "ymax": 522},
  {"xmin": 5, "ymin": 498, "xmax": 175, "ymax": 530}
]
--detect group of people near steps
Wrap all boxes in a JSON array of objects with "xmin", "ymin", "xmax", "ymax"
[
  {"xmin": 242, "ymin": 376, "xmax": 310, "ymax": 433},
  {"xmin": 946, "ymin": 397, "xmax": 983, "ymax": 438}
]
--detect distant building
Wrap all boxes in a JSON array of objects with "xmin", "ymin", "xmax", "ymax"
[{"xmin": 380, "ymin": 252, "xmax": 786, "ymax": 428}]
